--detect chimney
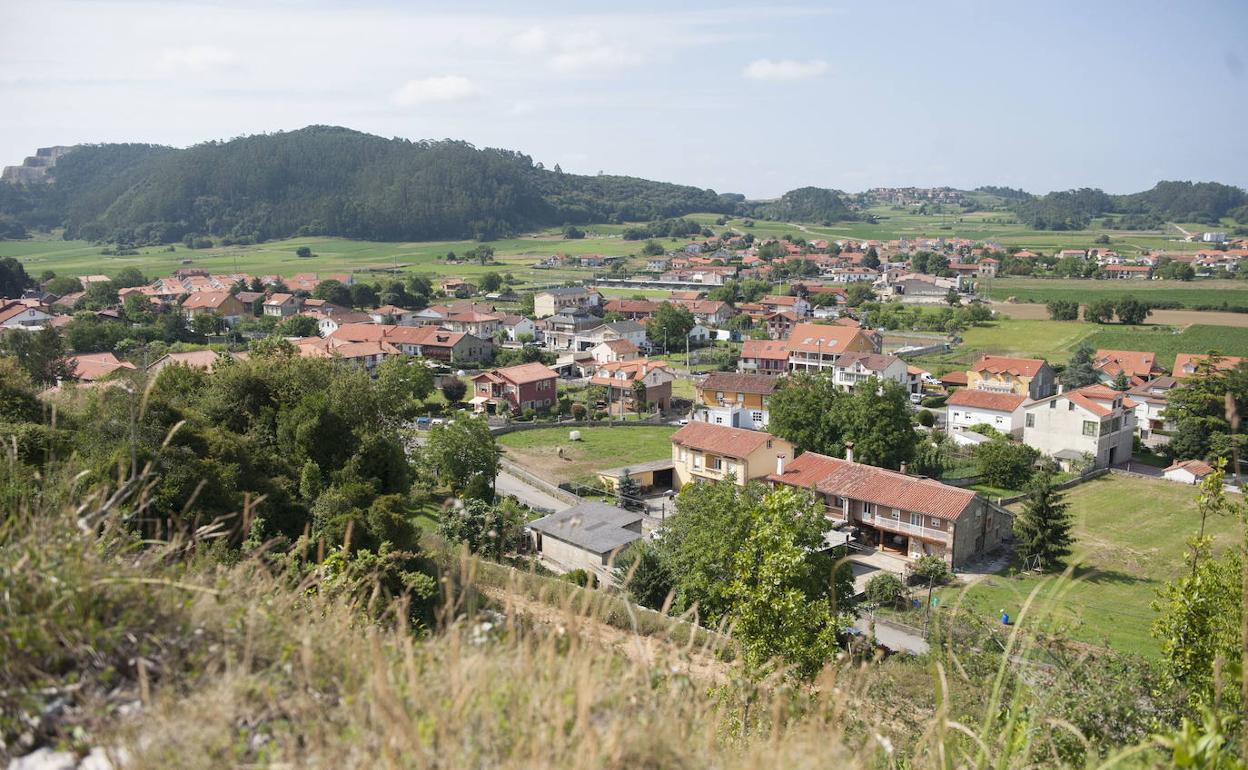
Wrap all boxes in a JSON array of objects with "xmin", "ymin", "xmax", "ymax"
[
  {"xmin": 900, "ymin": 461, "xmax": 909, "ymax": 475},
  {"xmin": 845, "ymin": 442, "xmax": 854, "ymax": 464},
  {"xmin": 776, "ymin": 454, "xmax": 786, "ymax": 476}
]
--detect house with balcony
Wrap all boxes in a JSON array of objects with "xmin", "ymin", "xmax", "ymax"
[
  {"xmin": 692, "ymin": 372, "xmax": 778, "ymax": 430},
  {"xmin": 602, "ymin": 299, "xmax": 659, "ymax": 321},
  {"xmin": 590, "ymin": 338, "xmax": 639, "ymax": 364},
  {"xmin": 945, "ymin": 388, "xmax": 1027, "ymax": 437},
  {"xmin": 262, "ymin": 292, "xmax": 301, "ymax": 318},
  {"xmin": 181, "ymin": 291, "xmax": 245, "ymax": 326},
  {"xmin": 1092, "ymin": 349, "xmax": 1163, "ymax": 387},
  {"xmin": 534, "ymin": 287, "xmax": 600, "ymax": 318},
  {"xmin": 738, "ymin": 338, "xmax": 789, "ymax": 375},
  {"xmin": 1126, "ymin": 376, "xmax": 1180, "ymax": 439},
  {"xmin": 830, "ymin": 352, "xmax": 908, "ymax": 392},
  {"xmin": 786, "ymin": 322, "xmax": 880, "ymax": 374},
  {"xmin": 574, "ymin": 320, "xmax": 648, "ymax": 352},
  {"xmin": 670, "ymin": 422, "xmax": 794, "ymax": 489},
  {"xmin": 471, "ymin": 362, "xmax": 559, "ymax": 414},
  {"xmin": 758, "ymin": 294, "xmax": 810, "ymax": 317},
  {"xmin": 768, "ymin": 449, "xmax": 1010, "ymax": 567},
  {"xmin": 967, "ymin": 355, "xmax": 1056, "ymax": 400},
  {"xmin": 443, "ymin": 311, "xmax": 504, "ymax": 338},
  {"xmin": 1021, "ymin": 384, "xmax": 1137, "ymax": 469},
  {"xmin": 589, "ymin": 359, "xmax": 675, "ymax": 412},
  {"xmin": 538, "ymin": 310, "xmax": 601, "ymax": 351}
]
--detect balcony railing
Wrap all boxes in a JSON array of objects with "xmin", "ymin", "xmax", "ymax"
[{"xmin": 859, "ymin": 512, "xmax": 951, "ymax": 544}]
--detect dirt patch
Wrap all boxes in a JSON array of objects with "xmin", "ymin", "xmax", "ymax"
[{"xmin": 993, "ymin": 302, "xmax": 1248, "ymax": 327}]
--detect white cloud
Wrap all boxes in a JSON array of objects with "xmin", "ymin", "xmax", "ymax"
[
  {"xmin": 509, "ymin": 100, "xmax": 536, "ymax": 116},
  {"xmin": 742, "ymin": 58, "xmax": 828, "ymax": 81},
  {"xmin": 548, "ymin": 45, "xmax": 643, "ymax": 75},
  {"xmin": 390, "ymin": 75, "xmax": 481, "ymax": 107},
  {"xmin": 158, "ymin": 45, "xmax": 237, "ymax": 74},
  {"xmin": 510, "ymin": 26, "xmax": 548, "ymax": 55}
]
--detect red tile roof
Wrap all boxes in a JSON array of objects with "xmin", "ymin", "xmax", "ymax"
[
  {"xmin": 1164, "ymin": 459, "xmax": 1215, "ymax": 477},
  {"xmin": 970, "ymin": 355, "xmax": 1047, "ymax": 377},
  {"xmin": 474, "ymin": 362, "xmax": 557, "ymax": 386},
  {"xmin": 1173, "ymin": 353, "xmax": 1245, "ymax": 377},
  {"xmin": 786, "ymin": 322, "xmax": 870, "ymax": 355},
  {"xmin": 739, "ymin": 339, "xmax": 789, "ymax": 361},
  {"xmin": 945, "ymin": 388, "xmax": 1027, "ymax": 412},
  {"xmin": 699, "ymin": 372, "xmax": 779, "ymax": 395},
  {"xmin": 770, "ymin": 452, "xmax": 976, "ymax": 521},
  {"xmin": 671, "ymin": 422, "xmax": 782, "ymax": 459},
  {"xmin": 71, "ymin": 352, "xmax": 136, "ymax": 381}
]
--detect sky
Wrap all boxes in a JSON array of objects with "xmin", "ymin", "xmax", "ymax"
[{"xmin": 1, "ymin": 0, "xmax": 1246, "ymax": 198}]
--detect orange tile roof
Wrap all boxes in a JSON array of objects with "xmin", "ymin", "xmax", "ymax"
[
  {"xmin": 970, "ymin": 355, "xmax": 1047, "ymax": 378},
  {"xmin": 71, "ymin": 352, "xmax": 136, "ymax": 381},
  {"xmin": 785, "ymin": 322, "xmax": 870, "ymax": 355},
  {"xmin": 740, "ymin": 339, "xmax": 789, "ymax": 361},
  {"xmin": 671, "ymin": 422, "xmax": 780, "ymax": 459},
  {"xmin": 947, "ymin": 388, "xmax": 1027, "ymax": 412},
  {"xmin": 1173, "ymin": 353, "xmax": 1245, "ymax": 377},
  {"xmin": 770, "ymin": 452, "xmax": 975, "ymax": 521},
  {"xmin": 181, "ymin": 291, "xmax": 235, "ymax": 310},
  {"xmin": 699, "ymin": 372, "xmax": 779, "ymax": 395},
  {"xmin": 1164, "ymin": 459, "xmax": 1215, "ymax": 477},
  {"xmin": 474, "ymin": 362, "xmax": 557, "ymax": 386}
]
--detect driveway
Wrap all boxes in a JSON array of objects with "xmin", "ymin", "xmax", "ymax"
[
  {"xmin": 852, "ymin": 616, "xmax": 929, "ymax": 655},
  {"xmin": 495, "ymin": 469, "xmax": 570, "ymax": 514}
]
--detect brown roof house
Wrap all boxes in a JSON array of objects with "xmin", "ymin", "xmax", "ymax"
[
  {"xmin": 670, "ymin": 422, "xmax": 793, "ymax": 489},
  {"xmin": 967, "ymin": 355, "xmax": 1055, "ymax": 400},
  {"xmin": 471, "ymin": 362, "xmax": 558, "ymax": 414},
  {"xmin": 769, "ymin": 448, "xmax": 1010, "ymax": 567}
]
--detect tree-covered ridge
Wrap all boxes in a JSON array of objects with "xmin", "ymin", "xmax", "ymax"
[
  {"xmin": 0, "ymin": 126, "xmax": 741, "ymax": 245},
  {"xmin": 1010, "ymin": 181, "xmax": 1247, "ymax": 230},
  {"xmin": 746, "ymin": 186, "xmax": 857, "ymax": 224}
]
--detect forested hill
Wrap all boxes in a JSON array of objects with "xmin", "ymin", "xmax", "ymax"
[
  {"xmin": 1008, "ymin": 181, "xmax": 1248, "ymax": 230},
  {"xmin": 0, "ymin": 126, "xmax": 747, "ymax": 244}
]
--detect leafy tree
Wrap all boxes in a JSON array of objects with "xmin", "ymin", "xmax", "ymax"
[
  {"xmin": 725, "ymin": 486, "xmax": 842, "ymax": 679},
  {"xmin": 1062, "ymin": 343, "xmax": 1101, "ymax": 388},
  {"xmin": 111, "ymin": 267, "xmax": 148, "ymax": 288},
  {"xmin": 835, "ymin": 378, "xmax": 919, "ymax": 469},
  {"xmin": 1115, "ymin": 295, "xmax": 1151, "ymax": 325},
  {"xmin": 313, "ymin": 279, "xmax": 352, "ymax": 306},
  {"xmin": 641, "ymin": 240, "xmax": 664, "ymax": 256},
  {"xmin": 0, "ymin": 257, "xmax": 32, "ymax": 298},
  {"xmin": 845, "ymin": 283, "xmax": 875, "ymax": 307},
  {"xmin": 349, "ymin": 283, "xmax": 378, "ymax": 308},
  {"xmin": 1085, "ymin": 298, "xmax": 1116, "ymax": 324},
  {"xmin": 81, "ymin": 281, "xmax": 119, "ymax": 310},
  {"xmin": 975, "ymin": 439, "xmax": 1039, "ymax": 489},
  {"xmin": 1151, "ymin": 466, "xmax": 1243, "ymax": 716},
  {"xmin": 440, "ymin": 377, "xmax": 467, "ymax": 405},
  {"xmin": 613, "ymin": 541, "xmax": 673, "ymax": 610},
  {"xmin": 517, "ymin": 293, "xmax": 535, "ymax": 317},
  {"xmin": 277, "ymin": 315, "xmax": 319, "ymax": 336},
  {"xmin": 862, "ymin": 246, "xmax": 880, "ymax": 269},
  {"xmin": 1111, "ymin": 371, "xmax": 1131, "ymax": 391},
  {"xmin": 0, "ymin": 327, "xmax": 72, "ymax": 386},
  {"xmin": 479, "ymin": 272, "xmax": 503, "ymax": 293},
  {"xmin": 1013, "ymin": 468, "xmax": 1074, "ymax": 572},
  {"xmin": 191, "ymin": 313, "xmax": 224, "ymax": 336},
  {"xmin": 44, "ymin": 275, "xmax": 83, "ymax": 296},
  {"xmin": 439, "ymin": 497, "xmax": 524, "ymax": 559},
  {"xmin": 425, "ymin": 416, "xmax": 499, "ymax": 492},
  {"xmin": 122, "ymin": 293, "xmax": 155, "ymax": 324},
  {"xmin": 374, "ymin": 356, "xmax": 434, "ymax": 420},
  {"xmin": 296, "ymin": 246, "xmax": 313, "ymax": 258},
  {"xmin": 916, "ymin": 409, "xmax": 935, "ymax": 427},
  {"xmin": 1046, "ymin": 299, "xmax": 1079, "ymax": 321},
  {"xmin": 645, "ymin": 303, "xmax": 694, "ymax": 350},
  {"xmin": 768, "ymin": 373, "xmax": 845, "ymax": 458},
  {"xmin": 910, "ymin": 554, "xmax": 952, "ymax": 585},
  {"xmin": 865, "ymin": 572, "xmax": 906, "ymax": 607}
]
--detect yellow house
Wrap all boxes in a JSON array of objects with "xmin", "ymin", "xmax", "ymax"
[
  {"xmin": 692, "ymin": 372, "xmax": 779, "ymax": 430},
  {"xmin": 670, "ymin": 422, "xmax": 793, "ymax": 489},
  {"xmin": 965, "ymin": 355, "xmax": 1056, "ymax": 400}
]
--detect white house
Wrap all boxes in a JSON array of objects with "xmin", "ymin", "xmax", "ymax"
[
  {"xmin": 945, "ymin": 388, "xmax": 1027, "ymax": 437},
  {"xmin": 0, "ymin": 302, "xmax": 53, "ymax": 329},
  {"xmin": 1163, "ymin": 459, "xmax": 1216, "ymax": 485},
  {"xmin": 1021, "ymin": 384, "xmax": 1136, "ymax": 469},
  {"xmin": 831, "ymin": 352, "xmax": 908, "ymax": 392}
]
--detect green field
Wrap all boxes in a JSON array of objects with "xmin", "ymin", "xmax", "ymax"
[
  {"xmin": 987, "ymin": 277, "xmax": 1248, "ymax": 309},
  {"xmin": 497, "ymin": 425, "xmax": 677, "ymax": 486},
  {"xmin": 937, "ymin": 475, "xmax": 1241, "ymax": 658},
  {"xmin": 911, "ymin": 318, "xmax": 1248, "ymax": 374}
]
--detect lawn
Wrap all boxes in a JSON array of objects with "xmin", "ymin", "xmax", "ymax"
[
  {"xmin": 909, "ymin": 319, "xmax": 1095, "ymax": 372},
  {"xmin": 985, "ymin": 278, "xmax": 1248, "ymax": 309},
  {"xmin": 1080, "ymin": 323, "xmax": 1248, "ymax": 364},
  {"xmin": 497, "ymin": 425, "xmax": 677, "ymax": 486},
  {"xmin": 936, "ymin": 475, "xmax": 1242, "ymax": 658}
]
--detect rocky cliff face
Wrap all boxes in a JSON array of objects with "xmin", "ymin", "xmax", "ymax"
[{"xmin": 1, "ymin": 145, "xmax": 73, "ymax": 183}]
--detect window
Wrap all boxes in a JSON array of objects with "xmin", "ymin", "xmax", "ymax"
[
  {"xmin": 929, "ymin": 518, "xmax": 942, "ymax": 529},
  {"xmin": 995, "ymin": 416, "xmax": 1004, "ymax": 425},
  {"xmin": 910, "ymin": 512, "xmax": 922, "ymax": 526},
  {"xmin": 1025, "ymin": 413, "xmax": 1035, "ymax": 428},
  {"xmin": 862, "ymin": 502, "xmax": 876, "ymax": 516},
  {"xmin": 752, "ymin": 411, "xmax": 764, "ymax": 424},
  {"xmin": 714, "ymin": 416, "xmax": 723, "ymax": 424},
  {"xmin": 1082, "ymin": 420, "xmax": 1098, "ymax": 437},
  {"xmin": 710, "ymin": 456, "xmax": 722, "ymax": 471},
  {"xmin": 716, "ymin": 391, "xmax": 724, "ymax": 401},
  {"xmin": 1049, "ymin": 400, "xmax": 1056, "ymax": 409},
  {"xmin": 1068, "ymin": 401, "xmax": 1076, "ymax": 411}
]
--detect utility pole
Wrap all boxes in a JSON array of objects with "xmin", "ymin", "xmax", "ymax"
[{"xmin": 923, "ymin": 575, "xmax": 935, "ymax": 639}]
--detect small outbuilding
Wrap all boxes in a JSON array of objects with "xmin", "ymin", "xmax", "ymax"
[{"xmin": 527, "ymin": 501, "xmax": 644, "ymax": 580}]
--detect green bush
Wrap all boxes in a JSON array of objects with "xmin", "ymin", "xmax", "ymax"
[
  {"xmin": 917, "ymin": 409, "xmax": 935, "ymax": 427},
  {"xmin": 865, "ymin": 572, "xmax": 906, "ymax": 607}
]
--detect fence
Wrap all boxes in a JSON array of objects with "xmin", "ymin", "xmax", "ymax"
[
  {"xmin": 490, "ymin": 415, "xmax": 666, "ymax": 437},
  {"xmin": 498, "ymin": 458, "xmax": 581, "ymax": 508},
  {"xmin": 995, "ymin": 468, "xmax": 1109, "ymax": 505}
]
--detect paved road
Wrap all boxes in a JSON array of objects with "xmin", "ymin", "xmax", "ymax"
[
  {"xmin": 495, "ymin": 469, "xmax": 569, "ymax": 513},
  {"xmin": 853, "ymin": 616, "xmax": 930, "ymax": 655}
]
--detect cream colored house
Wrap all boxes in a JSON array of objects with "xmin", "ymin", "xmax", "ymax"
[
  {"xmin": 1021, "ymin": 384, "xmax": 1136, "ymax": 469},
  {"xmin": 670, "ymin": 422, "xmax": 793, "ymax": 489}
]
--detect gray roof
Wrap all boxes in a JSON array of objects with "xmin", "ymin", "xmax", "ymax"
[
  {"xmin": 596, "ymin": 458, "xmax": 675, "ymax": 478},
  {"xmin": 590, "ymin": 320, "xmax": 646, "ymax": 335},
  {"xmin": 540, "ymin": 287, "xmax": 590, "ymax": 297},
  {"xmin": 1053, "ymin": 449, "xmax": 1085, "ymax": 460},
  {"xmin": 528, "ymin": 501, "xmax": 643, "ymax": 554}
]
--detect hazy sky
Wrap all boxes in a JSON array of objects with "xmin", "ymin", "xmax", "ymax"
[{"xmin": 2, "ymin": 0, "xmax": 1246, "ymax": 198}]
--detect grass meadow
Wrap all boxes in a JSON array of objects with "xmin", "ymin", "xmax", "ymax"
[
  {"xmin": 986, "ymin": 277, "xmax": 1248, "ymax": 309},
  {"xmin": 497, "ymin": 425, "xmax": 677, "ymax": 486},
  {"xmin": 934, "ymin": 475, "xmax": 1240, "ymax": 658}
]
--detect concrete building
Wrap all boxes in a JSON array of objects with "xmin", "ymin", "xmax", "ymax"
[
  {"xmin": 945, "ymin": 389, "xmax": 1027, "ymax": 437},
  {"xmin": 534, "ymin": 287, "xmax": 600, "ymax": 318},
  {"xmin": 470, "ymin": 362, "xmax": 559, "ymax": 414},
  {"xmin": 527, "ymin": 502, "xmax": 643, "ymax": 580},
  {"xmin": 830, "ymin": 352, "xmax": 908, "ymax": 392},
  {"xmin": 1021, "ymin": 384, "xmax": 1136, "ymax": 469},
  {"xmin": 1163, "ymin": 459, "xmax": 1216, "ymax": 485},
  {"xmin": 786, "ymin": 322, "xmax": 879, "ymax": 374},
  {"xmin": 670, "ymin": 422, "xmax": 793, "ymax": 489}
]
